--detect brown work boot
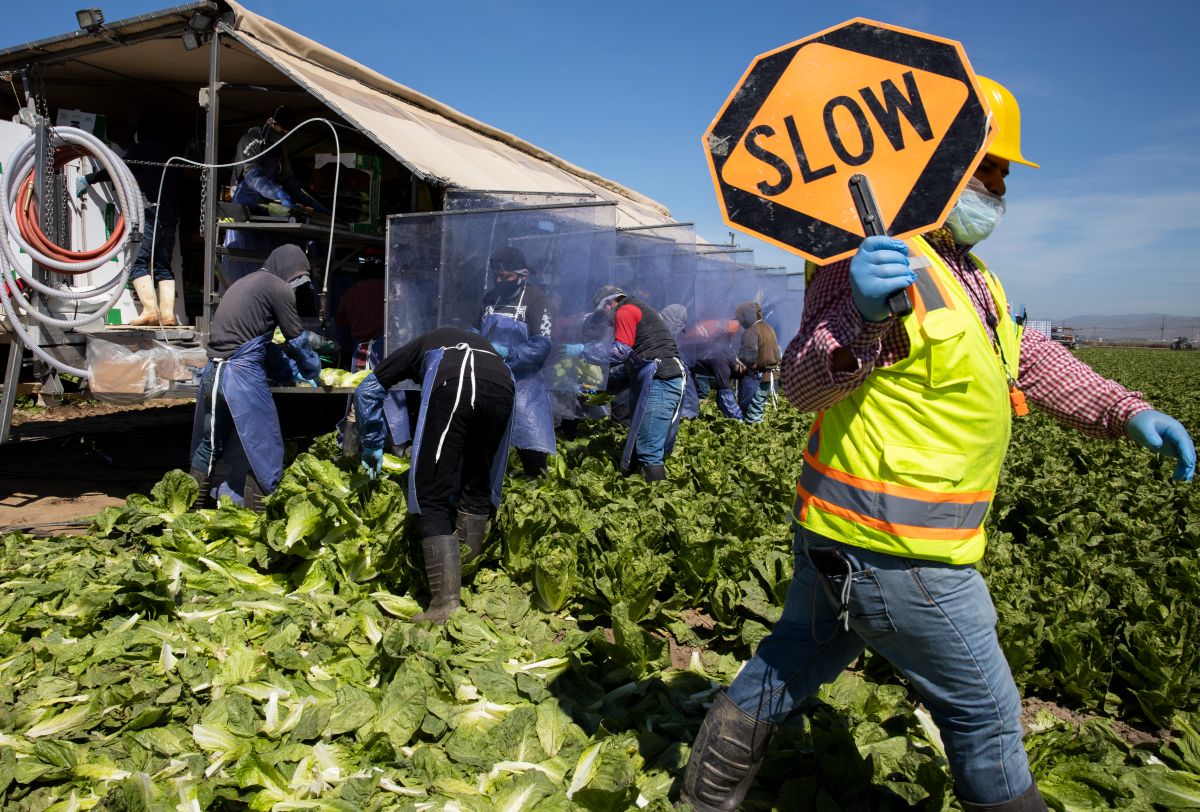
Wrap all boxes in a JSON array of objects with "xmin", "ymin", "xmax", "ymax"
[
  {"xmin": 680, "ymin": 691, "xmax": 775, "ymax": 811},
  {"xmin": 957, "ymin": 778, "xmax": 1048, "ymax": 812}
]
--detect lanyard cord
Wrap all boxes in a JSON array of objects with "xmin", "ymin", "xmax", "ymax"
[{"xmin": 959, "ymin": 263, "xmax": 1016, "ymax": 386}]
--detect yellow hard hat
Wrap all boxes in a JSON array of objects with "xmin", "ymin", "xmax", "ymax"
[{"xmin": 977, "ymin": 75, "xmax": 1039, "ymax": 168}]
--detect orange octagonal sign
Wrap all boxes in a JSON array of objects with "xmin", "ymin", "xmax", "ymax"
[{"xmin": 704, "ymin": 19, "xmax": 994, "ymax": 264}]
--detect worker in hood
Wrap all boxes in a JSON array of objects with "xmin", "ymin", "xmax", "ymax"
[
  {"xmin": 681, "ymin": 76, "xmax": 1196, "ymax": 812},
  {"xmin": 188, "ymin": 244, "xmax": 323, "ymax": 512},
  {"xmin": 477, "ymin": 246, "xmax": 555, "ymax": 477},
  {"xmin": 77, "ymin": 114, "xmax": 182, "ymax": 327},
  {"xmin": 733, "ymin": 300, "xmax": 781, "ymax": 424},
  {"xmin": 563, "ymin": 286, "xmax": 685, "ymax": 480},
  {"xmin": 678, "ymin": 316, "xmax": 745, "ymax": 421},
  {"xmin": 353, "ymin": 326, "xmax": 514, "ymax": 623},
  {"xmin": 658, "ymin": 303, "xmax": 699, "ymax": 420}
]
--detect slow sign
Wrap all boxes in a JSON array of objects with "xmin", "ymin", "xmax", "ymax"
[{"xmin": 704, "ymin": 18, "xmax": 994, "ymax": 264}]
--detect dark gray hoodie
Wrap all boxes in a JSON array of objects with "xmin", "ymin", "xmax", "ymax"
[{"xmin": 207, "ymin": 245, "xmax": 308, "ymax": 359}]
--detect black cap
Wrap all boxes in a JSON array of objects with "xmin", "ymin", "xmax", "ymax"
[
  {"xmin": 270, "ymin": 105, "xmax": 296, "ymax": 131},
  {"xmin": 489, "ymin": 246, "xmax": 528, "ymax": 275}
]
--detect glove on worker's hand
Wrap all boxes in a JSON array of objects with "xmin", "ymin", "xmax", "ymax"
[
  {"xmin": 75, "ymin": 177, "xmax": 90, "ymax": 198},
  {"xmin": 360, "ymin": 446, "xmax": 384, "ymax": 479},
  {"xmin": 491, "ymin": 343, "xmax": 509, "ymax": 360},
  {"xmin": 277, "ymin": 192, "xmax": 295, "ymax": 210},
  {"xmin": 849, "ymin": 236, "xmax": 915, "ymax": 323},
  {"xmin": 562, "ymin": 343, "xmax": 585, "ymax": 359},
  {"xmin": 293, "ymin": 377, "xmax": 318, "ymax": 387},
  {"xmin": 1127, "ymin": 410, "xmax": 1196, "ymax": 482}
]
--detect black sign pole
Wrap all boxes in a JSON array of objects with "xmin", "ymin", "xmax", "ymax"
[{"xmin": 847, "ymin": 173, "xmax": 912, "ymax": 317}]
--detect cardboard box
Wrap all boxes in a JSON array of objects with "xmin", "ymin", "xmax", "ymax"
[
  {"xmin": 313, "ymin": 152, "xmax": 382, "ymax": 235},
  {"xmin": 55, "ymin": 108, "xmax": 107, "ymax": 138}
]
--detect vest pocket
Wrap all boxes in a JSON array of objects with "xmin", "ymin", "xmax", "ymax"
[
  {"xmin": 921, "ymin": 309, "xmax": 974, "ymax": 388},
  {"xmin": 882, "ymin": 443, "xmax": 966, "ymax": 486}
]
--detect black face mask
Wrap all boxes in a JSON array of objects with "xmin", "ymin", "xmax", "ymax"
[
  {"xmin": 263, "ymin": 124, "xmax": 285, "ymax": 148},
  {"xmin": 492, "ymin": 278, "xmax": 522, "ymax": 298}
]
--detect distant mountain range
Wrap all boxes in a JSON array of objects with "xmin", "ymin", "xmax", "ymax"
[{"xmin": 1050, "ymin": 314, "xmax": 1200, "ymax": 344}]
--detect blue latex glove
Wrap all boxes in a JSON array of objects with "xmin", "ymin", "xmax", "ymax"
[
  {"xmin": 75, "ymin": 177, "xmax": 89, "ymax": 198},
  {"xmin": 294, "ymin": 377, "xmax": 318, "ymax": 387},
  {"xmin": 1127, "ymin": 410, "xmax": 1196, "ymax": 482},
  {"xmin": 849, "ymin": 236, "xmax": 915, "ymax": 322},
  {"xmin": 562, "ymin": 343, "xmax": 585, "ymax": 359},
  {"xmin": 360, "ymin": 446, "xmax": 383, "ymax": 479},
  {"xmin": 277, "ymin": 192, "xmax": 295, "ymax": 210},
  {"xmin": 492, "ymin": 343, "xmax": 509, "ymax": 360}
]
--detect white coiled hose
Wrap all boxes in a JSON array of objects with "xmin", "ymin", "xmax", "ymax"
[{"xmin": 0, "ymin": 125, "xmax": 143, "ymax": 377}]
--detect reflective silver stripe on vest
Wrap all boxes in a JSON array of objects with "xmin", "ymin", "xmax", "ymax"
[
  {"xmin": 799, "ymin": 464, "xmax": 991, "ymax": 530},
  {"xmin": 913, "ymin": 266, "xmax": 947, "ymax": 312}
]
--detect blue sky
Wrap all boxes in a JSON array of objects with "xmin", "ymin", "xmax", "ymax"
[{"xmin": 9, "ymin": 1, "xmax": 1200, "ymax": 319}]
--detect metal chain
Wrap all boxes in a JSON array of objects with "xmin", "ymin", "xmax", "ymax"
[
  {"xmin": 199, "ymin": 168, "xmax": 207, "ymax": 240},
  {"xmin": 121, "ymin": 158, "xmax": 201, "ymax": 169},
  {"xmin": 31, "ymin": 68, "xmax": 56, "ymax": 239}
]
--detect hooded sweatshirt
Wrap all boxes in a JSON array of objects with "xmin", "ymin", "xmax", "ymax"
[
  {"xmin": 735, "ymin": 301, "xmax": 781, "ymax": 381},
  {"xmin": 206, "ymin": 245, "xmax": 308, "ymax": 359}
]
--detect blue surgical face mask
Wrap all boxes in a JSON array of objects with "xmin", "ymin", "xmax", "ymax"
[{"xmin": 946, "ymin": 176, "xmax": 1006, "ymax": 245}]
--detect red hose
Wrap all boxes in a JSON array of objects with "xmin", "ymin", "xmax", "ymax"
[{"xmin": 13, "ymin": 144, "xmax": 126, "ymax": 275}]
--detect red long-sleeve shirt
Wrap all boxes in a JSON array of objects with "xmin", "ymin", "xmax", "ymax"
[{"xmin": 780, "ymin": 228, "xmax": 1150, "ymax": 440}]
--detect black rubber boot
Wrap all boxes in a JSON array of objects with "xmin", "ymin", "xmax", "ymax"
[
  {"xmin": 412, "ymin": 535, "xmax": 461, "ymax": 624},
  {"xmin": 188, "ymin": 467, "xmax": 213, "ymax": 509},
  {"xmin": 680, "ymin": 691, "xmax": 775, "ymax": 811},
  {"xmin": 958, "ymin": 778, "xmax": 1048, "ymax": 812},
  {"xmin": 243, "ymin": 473, "xmax": 267, "ymax": 514},
  {"xmin": 455, "ymin": 512, "xmax": 489, "ymax": 565},
  {"xmin": 640, "ymin": 463, "xmax": 667, "ymax": 482},
  {"xmin": 517, "ymin": 448, "xmax": 548, "ymax": 477}
]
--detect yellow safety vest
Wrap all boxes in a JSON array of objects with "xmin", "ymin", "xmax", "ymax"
[{"xmin": 796, "ymin": 237, "xmax": 1024, "ymax": 565}]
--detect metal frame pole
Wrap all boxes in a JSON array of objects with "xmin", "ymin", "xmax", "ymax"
[{"xmin": 200, "ymin": 26, "xmax": 222, "ymax": 340}]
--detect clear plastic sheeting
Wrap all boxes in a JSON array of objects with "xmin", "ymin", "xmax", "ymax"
[
  {"xmin": 613, "ymin": 223, "xmax": 697, "ymax": 311},
  {"xmin": 444, "ymin": 189, "xmax": 599, "ymax": 211},
  {"xmin": 386, "ymin": 201, "xmax": 616, "ymax": 415},
  {"xmin": 86, "ymin": 336, "xmax": 206, "ymax": 404},
  {"xmin": 690, "ymin": 248, "xmax": 756, "ymax": 325},
  {"xmin": 756, "ymin": 269, "xmax": 806, "ymax": 345}
]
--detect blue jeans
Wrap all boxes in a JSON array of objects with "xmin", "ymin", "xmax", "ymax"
[
  {"xmin": 726, "ymin": 527, "xmax": 1032, "ymax": 805},
  {"xmin": 634, "ymin": 376, "xmax": 684, "ymax": 466},
  {"xmin": 741, "ymin": 378, "xmax": 773, "ymax": 424},
  {"xmin": 128, "ymin": 204, "xmax": 178, "ymax": 283}
]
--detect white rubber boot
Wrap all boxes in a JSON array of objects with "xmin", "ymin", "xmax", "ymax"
[
  {"xmin": 127, "ymin": 275, "xmax": 160, "ymax": 326},
  {"xmin": 156, "ymin": 279, "xmax": 177, "ymax": 326}
]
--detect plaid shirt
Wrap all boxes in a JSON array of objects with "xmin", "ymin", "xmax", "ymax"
[{"xmin": 780, "ymin": 228, "xmax": 1150, "ymax": 440}]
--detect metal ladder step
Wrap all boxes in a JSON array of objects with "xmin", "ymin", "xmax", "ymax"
[{"xmin": 0, "ymin": 336, "xmax": 25, "ymax": 445}]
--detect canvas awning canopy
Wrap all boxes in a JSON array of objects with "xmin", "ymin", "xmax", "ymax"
[{"xmin": 0, "ymin": 0, "xmax": 676, "ymax": 228}]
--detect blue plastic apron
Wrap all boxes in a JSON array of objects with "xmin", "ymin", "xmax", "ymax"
[
  {"xmin": 407, "ymin": 345, "xmax": 513, "ymax": 515},
  {"xmin": 346, "ymin": 338, "xmax": 412, "ymax": 446},
  {"xmin": 480, "ymin": 309, "xmax": 554, "ymax": 455},
  {"xmin": 189, "ymin": 333, "xmax": 284, "ymax": 492},
  {"xmin": 622, "ymin": 357, "xmax": 686, "ymax": 471}
]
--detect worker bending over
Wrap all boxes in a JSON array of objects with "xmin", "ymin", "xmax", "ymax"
[
  {"xmin": 189, "ymin": 244, "xmax": 322, "ymax": 512},
  {"xmin": 353, "ymin": 327, "xmax": 514, "ymax": 623},
  {"xmin": 565, "ymin": 286, "xmax": 685, "ymax": 480}
]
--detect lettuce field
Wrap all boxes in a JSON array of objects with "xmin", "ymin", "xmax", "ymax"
[{"xmin": 1, "ymin": 347, "xmax": 1198, "ymax": 810}]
